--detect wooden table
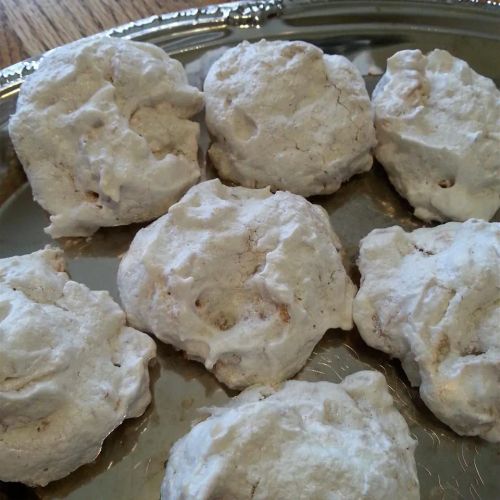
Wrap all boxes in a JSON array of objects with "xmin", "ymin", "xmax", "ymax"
[{"xmin": 0, "ymin": 0, "xmax": 220, "ymax": 69}]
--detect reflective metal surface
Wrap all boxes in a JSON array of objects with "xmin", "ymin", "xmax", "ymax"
[{"xmin": 0, "ymin": 1, "xmax": 499, "ymax": 499}]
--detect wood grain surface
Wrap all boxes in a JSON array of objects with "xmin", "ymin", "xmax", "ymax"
[{"xmin": 0, "ymin": 0, "xmax": 220, "ymax": 69}]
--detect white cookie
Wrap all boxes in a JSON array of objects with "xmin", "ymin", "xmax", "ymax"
[
  {"xmin": 162, "ymin": 371, "xmax": 420, "ymax": 500},
  {"xmin": 0, "ymin": 248, "xmax": 156, "ymax": 485},
  {"xmin": 118, "ymin": 179, "xmax": 355, "ymax": 389},
  {"xmin": 204, "ymin": 40, "xmax": 376, "ymax": 196},
  {"xmin": 9, "ymin": 36, "xmax": 204, "ymax": 238},
  {"xmin": 353, "ymin": 220, "xmax": 500, "ymax": 441},
  {"xmin": 372, "ymin": 49, "xmax": 500, "ymax": 222}
]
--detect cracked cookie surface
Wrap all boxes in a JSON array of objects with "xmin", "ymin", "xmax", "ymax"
[{"xmin": 204, "ymin": 39, "xmax": 376, "ymax": 196}]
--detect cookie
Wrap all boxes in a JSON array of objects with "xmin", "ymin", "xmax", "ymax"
[
  {"xmin": 162, "ymin": 371, "xmax": 419, "ymax": 499},
  {"xmin": 372, "ymin": 49, "xmax": 500, "ymax": 222},
  {"xmin": 353, "ymin": 219, "xmax": 500, "ymax": 441},
  {"xmin": 0, "ymin": 248, "xmax": 156, "ymax": 485},
  {"xmin": 118, "ymin": 179, "xmax": 355, "ymax": 389},
  {"xmin": 9, "ymin": 36, "xmax": 204, "ymax": 237},
  {"xmin": 204, "ymin": 40, "xmax": 376, "ymax": 196}
]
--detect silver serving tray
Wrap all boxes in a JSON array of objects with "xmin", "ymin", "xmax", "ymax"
[{"xmin": 0, "ymin": 1, "xmax": 499, "ymax": 498}]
